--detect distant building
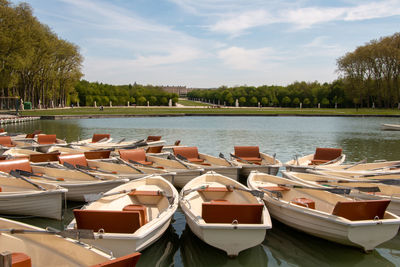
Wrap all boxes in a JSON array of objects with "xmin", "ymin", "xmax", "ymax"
[{"xmin": 161, "ymin": 86, "xmax": 202, "ymax": 97}]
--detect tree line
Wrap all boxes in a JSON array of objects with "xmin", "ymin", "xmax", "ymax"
[
  {"xmin": 337, "ymin": 33, "xmax": 400, "ymax": 108},
  {"xmin": 188, "ymin": 32, "xmax": 400, "ymax": 109},
  {"xmin": 75, "ymin": 80, "xmax": 178, "ymax": 107},
  {"xmin": 0, "ymin": 0, "xmax": 82, "ymax": 108},
  {"xmin": 1, "ymin": 0, "xmax": 399, "ymax": 109},
  {"xmin": 187, "ymin": 81, "xmax": 346, "ymax": 108}
]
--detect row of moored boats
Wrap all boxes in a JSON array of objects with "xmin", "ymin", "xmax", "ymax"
[{"xmin": 1, "ymin": 131, "xmax": 400, "ymax": 266}]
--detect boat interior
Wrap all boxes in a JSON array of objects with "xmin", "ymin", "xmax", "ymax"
[
  {"xmin": 183, "ymin": 174, "xmax": 265, "ymax": 224},
  {"xmin": 74, "ymin": 178, "xmax": 172, "ymax": 234}
]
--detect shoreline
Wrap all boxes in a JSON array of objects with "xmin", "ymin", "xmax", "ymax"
[{"xmin": 38, "ymin": 113, "xmax": 400, "ymax": 119}]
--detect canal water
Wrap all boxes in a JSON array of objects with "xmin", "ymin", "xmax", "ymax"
[{"xmin": 4, "ymin": 116, "xmax": 400, "ymax": 266}]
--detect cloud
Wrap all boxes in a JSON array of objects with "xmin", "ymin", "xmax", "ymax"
[
  {"xmin": 178, "ymin": 0, "xmax": 400, "ymax": 36},
  {"xmin": 217, "ymin": 46, "xmax": 278, "ymax": 70},
  {"xmin": 210, "ymin": 10, "xmax": 276, "ymax": 37},
  {"xmin": 345, "ymin": 0, "xmax": 400, "ymax": 21}
]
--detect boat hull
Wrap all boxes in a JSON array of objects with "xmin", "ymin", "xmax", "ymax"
[
  {"xmin": 266, "ymin": 201, "xmax": 399, "ymax": 251},
  {"xmin": 51, "ymin": 180, "xmax": 126, "ymax": 202},
  {"xmin": 79, "ymin": 217, "xmax": 172, "ymax": 257},
  {"xmin": 183, "ymin": 206, "xmax": 267, "ymax": 256},
  {"xmin": 239, "ymin": 165, "xmax": 280, "ymax": 178},
  {"xmin": 171, "ymin": 169, "xmax": 203, "ymax": 188},
  {"xmin": 0, "ymin": 190, "xmax": 65, "ymax": 220}
]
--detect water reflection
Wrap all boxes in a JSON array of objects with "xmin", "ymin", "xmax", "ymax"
[
  {"xmin": 265, "ymin": 220, "xmax": 398, "ymax": 267},
  {"xmin": 179, "ymin": 226, "xmax": 268, "ymax": 267},
  {"xmin": 137, "ymin": 225, "xmax": 179, "ymax": 267}
]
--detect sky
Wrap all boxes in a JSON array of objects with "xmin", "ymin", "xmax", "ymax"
[{"xmin": 16, "ymin": 0, "xmax": 400, "ymax": 88}]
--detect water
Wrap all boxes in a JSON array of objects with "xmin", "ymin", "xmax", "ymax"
[{"xmin": 4, "ymin": 116, "xmax": 400, "ymax": 266}]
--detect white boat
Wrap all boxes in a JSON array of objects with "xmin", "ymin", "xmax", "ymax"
[
  {"xmin": 308, "ymin": 159, "xmax": 400, "ymax": 173},
  {"xmin": 282, "ymin": 170, "xmax": 400, "ymax": 216},
  {"xmin": 67, "ymin": 175, "xmax": 179, "ymax": 257},
  {"xmin": 247, "ymin": 171, "xmax": 400, "ymax": 252},
  {"xmin": 0, "ymin": 174, "xmax": 67, "ymax": 220},
  {"xmin": 0, "ymin": 157, "xmax": 128, "ymax": 202},
  {"xmin": 116, "ymin": 148, "xmax": 204, "ymax": 188},
  {"xmin": 71, "ymin": 133, "xmax": 113, "ymax": 145},
  {"xmin": 382, "ymin": 123, "xmax": 400, "ymax": 131},
  {"xmin": 172, "ymin": 146, "xmax": 241, "ymax": 180},
  {"xmin": 12, "ymin": 134, "xmax": 67, "ymax": 153},
  {"xmin": 179, "ymin": 171, "xmax": 271, "ymax": 257},
  {"xmin": 230, "ymin": 146, "xmax": 282, "ymax": 177},
  {"xmin": 0, "ymin": 217, "xmax": 141, "ymax": 266},
  {"xmin": 285, "ymin": 147, "xmax": 345, "ymax": 172}
]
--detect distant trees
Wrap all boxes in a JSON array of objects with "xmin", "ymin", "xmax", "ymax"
[
  {"xmin": 75, "ymin": 80, "xmax": 178, "ymax": 106},
  {"xmin": 0, "ymin": 0, "xmax": 82, "ymax": 108},
  {"xmin": 187, "ymin": 81, "xmax": 351, "ymax": 108},
  {"xmin": 337, "ymin": 33, "xmax": 400, "ymax": 108}
]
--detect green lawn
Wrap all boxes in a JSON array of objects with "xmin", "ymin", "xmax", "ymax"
[
  {"xmin": 15, "ymin": 107, "xmax": 400, "ymax": 117},
  {"xmin": 177, "ymin": 99, "xmax": 212, "ymax": 106}
]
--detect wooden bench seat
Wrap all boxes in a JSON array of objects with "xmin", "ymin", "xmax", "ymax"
[
  {"xmin": 119, "ymin": 149, "xmax": 153, "ymax": 165},
  {"xmin": 91, "ymin": 134, "xmax": 110, "ymax": 143},
  {"xmin": 202, "ymin": 202, "xmax": 264, "ymax": 224},
  {"xmin": 127, "ymin": 190, "xmax": 163, "ymax": 205},
  {"xmin": 58, "ymin": 154, "xmax": 88, "ymax": 167},
  {"xmin": 146, "ymin": 146, "xmax": 163, "ymax": 154},
  {"xmin": 123, "ymin": 204, "xmax": 147, "ymax": 224},
  {"xmin": 262, "ymin": 186, "xmax": 290, "ymax": 191},
  {"xmin": 84, "ymin": 150, "xmax": 111, "ymax": 160},
  {"xmin": 198, "ymin": 187, "xmax": 233, "ymax": 192},
  {"xmin": 332, "ymin": 199, "xmax": 391, "ymax": 221},
  {"xmin": 29, "ymin": 152, "xmax": 60, "ymax": 163},
  {"xmin": 73, "ymin": 209, "xmax": 143, "ymax": 233},
  {"xmin": 0, "ymin": 158, "xmax": 32, "ymax": 173},
  {"xmin": 146, "ymin": 136, "xmax": 161, "ymax": 142},
  {"xmin": 173, "ymin": 147, "xmax": 204, "ymax": 163},
  {"xmin": 0, "ymin": 136, "xmax": 15, "ymax": 147},
  {"xmin": 128, "ymin": 190, "xmax": 161, "ymax": 196},
  {"xmin": 234, "ymin": 146, "xmax": 262, "ymax": 163},
  {"xmin": 37, "ymin": 134, "xmax": 57, "ymax": 145},
  {"xmin": 310, "ymin": 147, "xmax": 342, "ymax": 165}
]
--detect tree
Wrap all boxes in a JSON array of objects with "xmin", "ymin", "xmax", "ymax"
[
  {"xmin": 261, "ymin": 97, "xmax": 269, "ymax": 107},
  {"xmin": 137, "ymin": 96, "xmax": 147, "ymax": 106},
  {"xmin": 292, "ymin": 97, "xmax": 300, "ymax": 107},
  {"xmin": 238, "ymin": 97, "xmax": 246, "ymax": 106},
  {"xmin": 249, "ymin": 96, "xmax": 258, "ymax": 106},
  {"xmin": 282, "ymin": 96, "xmax": 291, "ymax": 107}
]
